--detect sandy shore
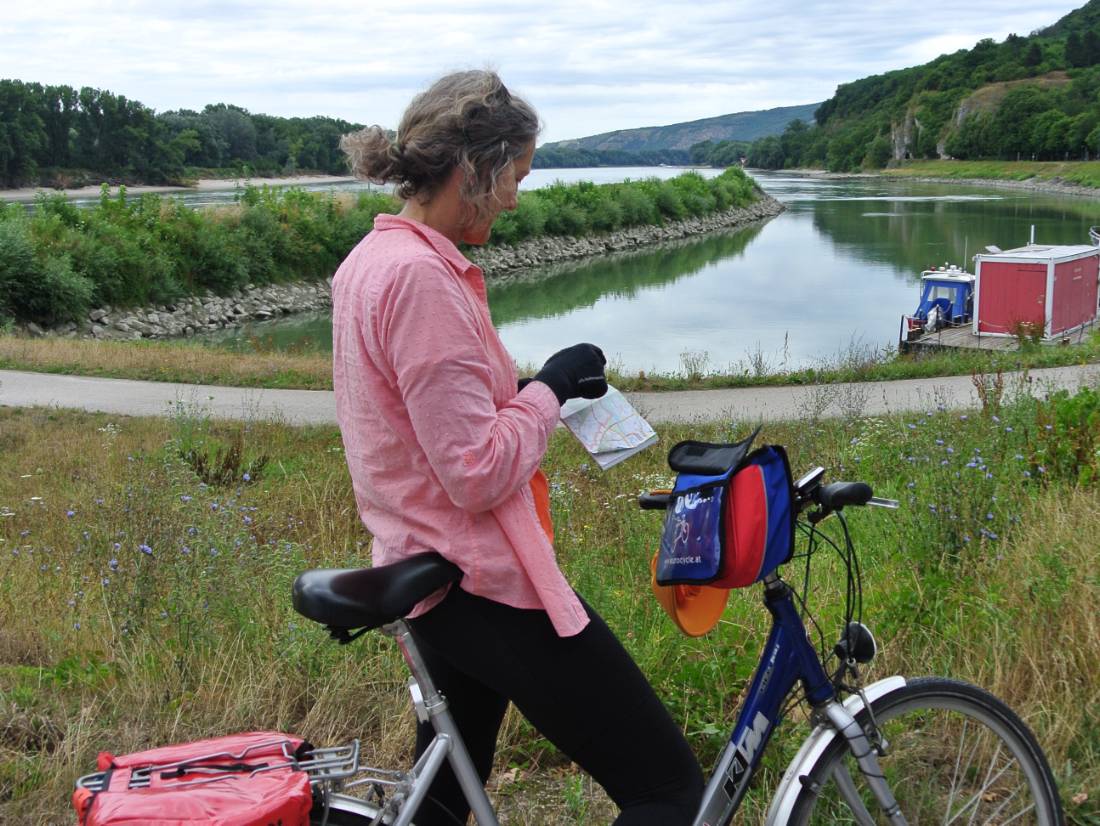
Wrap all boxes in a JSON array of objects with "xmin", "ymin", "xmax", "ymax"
[{"xmin": 0, "ymin": 174, "xmax": 357, "ymax": 203}]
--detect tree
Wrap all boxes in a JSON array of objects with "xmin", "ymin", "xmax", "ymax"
[
  {"xmin": 1066, "ymin": 32, "xmax": 1086, "ymax": 67},
  {"xmin": 1024, "ymin": 42, "xmax": 1044, "ymax": 67}
]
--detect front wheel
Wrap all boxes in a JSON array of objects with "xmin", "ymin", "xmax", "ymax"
[{"xmin": 789, "ymin": 677, "xmax": 1063, "ymax": 825}]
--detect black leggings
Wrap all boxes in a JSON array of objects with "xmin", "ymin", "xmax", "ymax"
[{"xmin": 408, "ymin": 587, "xmax": 703, "ymax": 825}]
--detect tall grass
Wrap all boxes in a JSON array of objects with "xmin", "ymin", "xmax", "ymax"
[{"xmin": 1, "ymin": 381, "xmax": 1098, "ymax": 823}]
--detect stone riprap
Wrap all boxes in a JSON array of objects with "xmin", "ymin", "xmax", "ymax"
[{"xmin": 18, "ymin": 193, "xmax": 784, "ymax": 341}]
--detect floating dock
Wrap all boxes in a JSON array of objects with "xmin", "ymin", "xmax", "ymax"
[{"xmin": 902, "ymin": 317, "xmax": 1099, "ymax": 353}]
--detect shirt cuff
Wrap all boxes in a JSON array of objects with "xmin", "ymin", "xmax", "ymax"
[{"xmin": 522, "ymin": 380, "xmax": 562, "ymax": 428}]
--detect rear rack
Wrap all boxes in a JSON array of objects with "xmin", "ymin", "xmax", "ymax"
[{"xmin": 75, "ymin": 739, "xmax": 362, "ymax": 793}]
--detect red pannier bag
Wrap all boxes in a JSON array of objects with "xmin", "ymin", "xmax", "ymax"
[{"xmin": 72, "ymin": 731, "xmax": 314, "ymax": 826}]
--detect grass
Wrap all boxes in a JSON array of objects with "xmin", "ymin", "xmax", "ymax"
[
  {"xmin": 1, "ymin": 377, "xmax": 1098, "ymax": 823},
  {"xmin": 2, "ymin": 330, "xmax": 1098, "ymax": 393},
  {"xmin": 881, "ymin": 159, "xmax": 1100, "ymax": 190}
]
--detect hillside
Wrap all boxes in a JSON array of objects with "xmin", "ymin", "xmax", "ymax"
[
  {"xmin": 548, "ymin": 103, "xmax": 821, "ymax": 152},
  {"xmin": 746, "ymin": 0, "xmax": 1100, "ymax": 172}
]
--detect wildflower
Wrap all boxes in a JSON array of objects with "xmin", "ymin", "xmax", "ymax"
[
  {"xmin": 1005, "ymin": 426, "xmax": 1013, "ymax": 433},
  {"xmin": 101, "ymin": 577, "xmax": 110, "ymax": 586},
  {"xmin": 966, "ymin": 460, "xmax": 978, "ymax": 468},
  {"xmin": 66, "ymin": 510, "xmax": 75, "ymax": 518},
  {"xmin": 1044, "ymin": 424, "xmax": 1052, "ymax": 431},
  {"xmin": 20, "ymin": 530, "xmax": 29, "ymax": 537},
  {"xmin": 95, "ymin": 498, "xmax": 104, "ymax": 505},
  {"xmin": 211, "ymin": 502, "xmax": 219, "ymax": 511},
  {"xmin": 941, "ymin": 460, "xmax": 949, "ymax": 466},
  {"xmin": 139, "ymin": 543, "xmax": 153, "ymax": 556},
  {"xmin": 1023, "ymin": 470, "xmax": 1031, "ymax": 478},
  {"xmin": 180, "ymin": 495, "xmax": 192, "ymax": 503},
  {"xmin": 210, "ymin": 548, "xmax": 219, "ymax": 557},
  {"xmin": 985, "ymin": 472, "xmax": 993, "ymax": 479},
  {"xmin": 935, "ymin": 439, "xmax": 944, "ymax": 445},
  {"xmin": 181, "ymin": 545, "xmax": 191, "ymax": 554},
  {"xmin": 187, "ymin": 526, "xmax": 198, "ymax": 536},
  {"xmin": 928, "ymin": 504, "xmax": 937, "ymax": 513},
  {"xmin": 992, "ymin": 415, "xmax": 1000, "ymax": 423},
  {"xmin": 986, "ymin": 512, "xmax": 994, "ymax": 520},
  {"xmin": 242, "ymin": 472, "xmax": 251, "ymax": 482},
  {"xmin": 1038, "ymin": 466, "xmax": 1046, "ymax": 474},
  {"xmin": 243, "ymin": 516, "xmax": 252, "ymax": 525},
  {"xmin": 1014, "ymin": 454, "xmax": 1024, "ymax": 461},
  {"xmin": 113, "ymin": 542, "xmax": 121, "ymax": 550},
  {"xmin": 960, "ymin": 414, "xmax": 968, "ymax": 421},
  {"xmin": 108, "ymin": 558, "xmax": 119, "ymax": 571},
  {"xmin": 74, "ymin": 622, "xmax": 81, "ymax": 630},
  {"xmin": 963, "ymin": 534, "xmax": 972, "ymax": 543}
]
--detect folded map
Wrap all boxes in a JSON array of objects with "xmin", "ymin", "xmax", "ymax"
[{"xmin": 560, "ymin": 386, "xmax": 658, "ymax": 471}]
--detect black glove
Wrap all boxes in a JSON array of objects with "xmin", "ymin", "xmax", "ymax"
[{"xmin": 533, "ymin": 343, "xmax": 608, "ymax": 405}]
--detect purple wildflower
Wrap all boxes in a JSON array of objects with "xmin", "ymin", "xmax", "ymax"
[
  {"xmin": 139, "ymin": 543, "xmax": 153, "ymax": 556},
  {"xmin": 66, "ymin": 510, "xmax": 75, "ymax": 518},
  {"xmin": 108, "ymin": 558, "xmax": 118, "ymax": 570}
]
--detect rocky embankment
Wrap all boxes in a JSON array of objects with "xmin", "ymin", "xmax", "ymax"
[{"xmin": 18, "ymin": 193, "xmax": 784, "ymax": 341}]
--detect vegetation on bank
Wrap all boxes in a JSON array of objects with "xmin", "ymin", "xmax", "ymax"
[
  {"xmin": 2, "ymin": 329, "xmax": 1097, "ymax": 393},
  {"xmin": 741, "ymin": 0, "xmax": 1100, "ymax": 173},
  {"xmin": 0, "ymin": 168, "xmax": 758, "ymax": 327},
  {"xmin": 877, "ymin": 157, "xmax": 1100, "ymax": 188},
  {"xmin": 2, "ymin": 382, "xmax": 1098, "ymax": 823}
]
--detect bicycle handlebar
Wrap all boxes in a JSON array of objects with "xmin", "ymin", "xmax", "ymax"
[{"xmin": 636, "ymin": 473, "xmax": 898, "ymax": 515}]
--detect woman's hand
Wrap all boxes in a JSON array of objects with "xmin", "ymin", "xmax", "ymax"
[{"xmin": 533, "ymin": 343, "xmax": 608, "ymax": 404}]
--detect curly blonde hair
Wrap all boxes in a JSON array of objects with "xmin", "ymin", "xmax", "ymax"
[{"xmin": 341, "ymin": 70, "xmax": 539, "ymax": 225}]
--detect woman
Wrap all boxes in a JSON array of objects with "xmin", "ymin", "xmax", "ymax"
[{"xmin": 332, "ymin": 70, "xmax": 702, "ymax": 825}]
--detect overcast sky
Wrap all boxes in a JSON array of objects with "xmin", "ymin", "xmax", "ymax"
[{"xmin": 3, "ymin": 1, "xmax": 1087, "ymax": 143}]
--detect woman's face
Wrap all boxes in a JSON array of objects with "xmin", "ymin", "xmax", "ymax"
[{"xmin": 461, "ymin": 140, "xmax": 535, "ymax": 246}]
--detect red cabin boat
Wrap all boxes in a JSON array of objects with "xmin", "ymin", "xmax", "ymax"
[{"xmin": 972, "ymin": 244, "xmax": 1100, "ymax": 340}]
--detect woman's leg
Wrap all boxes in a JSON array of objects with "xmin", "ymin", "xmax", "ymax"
[
  {"xmin": 410, "ymin": 587, "xmax": 703, "ymax": 826},
  {"xmin": 408, "ymin": 626, "xmax": 509, "ymax": 826}
]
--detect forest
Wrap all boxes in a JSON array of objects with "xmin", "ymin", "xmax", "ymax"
[
  {"xmin": 0, "ymin": 80, "xmax": 360, "ymax": 187},
  {"xmin": 745, "ymin": 0, "xmax": 1100, "ymax": 171}
]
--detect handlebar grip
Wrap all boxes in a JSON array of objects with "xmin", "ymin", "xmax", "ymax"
[
  {"xmin": 638, "ymin": 491, "xmax": 672, "ymax": 510},
  {"xmin": 815, "ymin": 482, "xmax": 873, "ymax": 510}
]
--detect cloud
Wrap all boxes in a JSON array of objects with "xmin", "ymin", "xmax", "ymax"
[{"xmin": 2, "ymin": 0, "xmax": 1086, "ymax": 141}]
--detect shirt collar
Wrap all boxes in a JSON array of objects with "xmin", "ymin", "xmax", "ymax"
[{"xmin": 373, "ymin": 213, "xmax": 479, "ymax": 278}]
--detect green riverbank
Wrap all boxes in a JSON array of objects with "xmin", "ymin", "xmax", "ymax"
[
  {"xmin": 814, "ymin": 159, "xmax": 1100, "ymax": 194},
  {"xmin": 0, "ymin": 169, "xmax": 759, "ymax": 328}
]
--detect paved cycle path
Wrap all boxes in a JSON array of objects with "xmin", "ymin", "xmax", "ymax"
[{"xmin": 2, "ymin": 364, "xmax": 1098, "ymax": 426}]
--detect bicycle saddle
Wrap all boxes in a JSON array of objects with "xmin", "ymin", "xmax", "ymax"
[{"xmin": 292, "ymin": 553, "xmax": 462, "ymax": 631}]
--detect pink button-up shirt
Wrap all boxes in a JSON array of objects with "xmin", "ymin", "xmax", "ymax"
[{"xmin": 332, "ymin": 214, "xmax": 589, "ymax": 637}]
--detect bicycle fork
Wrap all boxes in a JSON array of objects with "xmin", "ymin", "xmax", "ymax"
[{"xmin": 816, "ymin": 699, "xmax": 909, "ymax": 826}]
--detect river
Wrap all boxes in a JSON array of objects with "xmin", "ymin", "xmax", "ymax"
[{"xmin": 200, "ymin": 170, "xmax": 1099, "ymax": 374}]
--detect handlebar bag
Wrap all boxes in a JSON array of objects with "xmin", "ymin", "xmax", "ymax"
[
  {"xmin": 72, "ymin": 731, "xmax": 313, "ymax": 826},
  {"xmin": 655, "ymin": 437, "xmax": 795, "ymax": 589}
]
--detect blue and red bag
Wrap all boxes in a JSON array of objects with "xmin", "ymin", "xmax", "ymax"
[
  {"xmin": 655, "ymin": 429, "xmax": 796, "ymax": 589},
  {"xmin": 72, "ymin": 731, "xmax": 314, "ymax": 826}
]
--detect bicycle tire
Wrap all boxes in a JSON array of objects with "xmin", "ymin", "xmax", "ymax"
[
  {"xmin": 788, "ymin": 676, "xmax": 1064, "ymax": 825},
  {"xmin": 309, "ymin": 794, "xmax": 395, "ymax": 825}
]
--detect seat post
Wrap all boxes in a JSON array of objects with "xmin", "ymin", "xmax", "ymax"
[{"xmin": 382, "ymin": 619, "xmax": 500, "ymax": 825}]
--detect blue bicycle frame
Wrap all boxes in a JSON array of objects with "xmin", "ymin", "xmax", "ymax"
[{"xmin": 692, "ymin": 573, "xmax": 835, "ymax": 826}]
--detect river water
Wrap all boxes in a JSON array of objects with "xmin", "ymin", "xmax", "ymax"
[{"xmin": 200, "ymin": 170, "xmax": 1099, "ymax": 374}]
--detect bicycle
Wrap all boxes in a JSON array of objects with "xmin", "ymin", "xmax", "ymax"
[{"xmin": 76, "ymin": 465, "xmax": 1064, "ymax": 825}]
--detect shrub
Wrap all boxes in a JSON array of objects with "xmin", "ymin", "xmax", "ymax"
[{"xmin": 0, "ymin": 220, "xmax": 94, "ymax": 323}]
